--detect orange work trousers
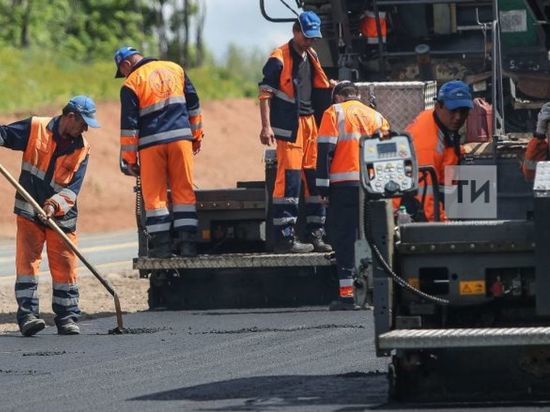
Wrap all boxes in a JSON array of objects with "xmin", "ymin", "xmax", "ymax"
[
  {"xmin": 15, "ymin": 215, "xmax": 79, "ymax": 325},
  {"xmin": 140, "ymin": 140, "xmax": 198, "ymax": 234},
  {"xmin": 272, "ymin": 115, "xmax": 325, "ymax": 239}
]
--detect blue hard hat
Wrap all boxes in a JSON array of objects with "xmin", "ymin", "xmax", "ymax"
[
  {"xmin": 298, "ymin": 11, "xmax": 322, "ymax": 39},
  {"xmin": 114, "ymin": 46, "xmax": 140, "ymax": 78},
  {"xmin": 66, "ymin": 95, "xmax": 100, "ymax": 128},
  {"xmin": 437, "ymin": 80, "xmax": 473, "ymax": 110}
]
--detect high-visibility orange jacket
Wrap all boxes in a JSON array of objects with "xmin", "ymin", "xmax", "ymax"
[
  {"xmin": 360, "ymin": 11, "xmax": 388, "ymax": 44},
  {"xmin": 316, "ymin": 99, "xmax": 389, "ymax": 196},
  {"xmin": 522, "ymin": 137, "xmax": 548, "ymax": 181},
  {"xmin": 120, "ymin": 58, "xmax": 203, "ymax": 167},
  {"xmin": 259, "ymin": 41, "xmax": 331, "ymax": 142},
  {"xmin": 406, "ymin": 109, "xmax": 461, "ymax": 221},
  {"xmin": 0, "ymin": 116, "xmax": 90, "ymax": 232}
]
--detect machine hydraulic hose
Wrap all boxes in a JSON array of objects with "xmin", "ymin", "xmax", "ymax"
[{"xmin": 363, "ymin": 199, "xmax": 450, "ymax": 305}]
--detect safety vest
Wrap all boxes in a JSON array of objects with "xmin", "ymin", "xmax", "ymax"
[
  {"xmin": 406, "ymin": 110, "xmax": 460, "ymax": 221},
  {"xmin": 120, "ymin": 60, "xmax": 201, "ymax": 165},
  {"xmin": 360, "ymin": 11, "xmax": 387, "ymax": 44},
  {"xmin": 259, "ymin": 42, "xmax": 331, "ymax": 142},
  {"xmin": 316, "ymin": 99, "xmax": 389, "ymax": 190},
  {"xmin": 17, "ymin": 117, "xmax": 90, "ymax": 231},
  {"xmin": 522, "ymin": 137, "xmax": 548, "ymax": 181}
]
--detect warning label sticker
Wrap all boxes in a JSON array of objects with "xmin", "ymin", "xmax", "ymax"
[{"xmin": 459, "ymin": 281, "xmax": 486, "ymax": 295}]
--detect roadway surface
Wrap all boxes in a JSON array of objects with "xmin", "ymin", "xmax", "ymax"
[
  {"xmin": 0, "ymin": 308, "xmax": 545, "ymax": 412},
  {"xmin": 0, "ymin": 230, "xmax": 137, "ymax": 278},
  {"xmin": 0, "ymin": 232, "xmax": 546, "ymax": 411},
  {"xmin": 0, "ymin": 308, "xmax": 388, "ymax": 411}
]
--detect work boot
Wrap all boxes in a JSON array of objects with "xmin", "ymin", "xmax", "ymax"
[
  {"xmin": 57, "ymin": 321, "xmax": 80, "ymax": 335},
  {"xmin": 178, "ymin": 231, "xmax": 197, "ymax": 257},
  {"xmin": 148, "ymin": 232, "xmax": 173, "ymax": 258},
  {"xmin": 306, "ymin": 229, "xmax": 333, "ymax": 253},
  {"xmin": 19, "ymin": 315, "xmax": 46, "ymax": 337},
  {"xmin": 273, "ymin": 237, "xmax": 314, "ymax": 254},
  {"xmin": 328, "ymin": 297, "xmax": 358, "ymax": 311}
]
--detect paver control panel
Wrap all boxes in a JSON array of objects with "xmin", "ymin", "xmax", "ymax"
[{"xmin": 360, "ymin": 134, "xmax": 418, "ymax": 198}]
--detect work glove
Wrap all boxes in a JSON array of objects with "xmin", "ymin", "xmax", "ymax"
[
  {"xmin": 376, "ymin": 129, "xmax": 394, "ymax": 140},
  {"xmin": 535, "ymin": 102, "xmax": 550, "ymax": 138},
  {"xmin": 120, "ymin": 160, "xmax": 140, "ymax": 177},
  {"xmin": 38, "ymin": 203, "xmax": 55, "ymax": 224},
  {"xmin": 127, "ymin": 163, "xmax": 140, "ymax": 177}
]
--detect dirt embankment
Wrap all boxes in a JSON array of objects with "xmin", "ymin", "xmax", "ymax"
[{"xmin": 0, "ymin": 98, "xmax": 265, "ymax": 238}]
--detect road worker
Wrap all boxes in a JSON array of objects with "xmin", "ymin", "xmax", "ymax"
[
  {"xmin": 115, "ymin": 46, "xmax": 203, "ymax": 258},
  {"xmin": 0, "ymin": 95, "xmax": 100, "ymax": 336},
  {"xmin": 259, "ymin": 11, "xmax": 334, "ymax": 254},
  {"xmin": 360, "ymin": 10, "xmax": 388, "ymax": 45},
  {"xmin": 522, "ymin": 102, "xmax": 550, "ymax": 181},
  {"xmin": 316, "ymin": 81, "xmax": 390, "ymax": 310},
  {"xmin": 400, "ymin": 80, "xmax": 473, "ymax": 221}
]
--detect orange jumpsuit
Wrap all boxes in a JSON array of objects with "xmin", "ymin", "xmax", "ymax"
[
  {"xmin": 317, "ymin": 99, "xmax": 389, "ymax": 298},
  {"xmin": 360, "ymin": 11, "xmax": 388, "ymax": 44},
  {"xmin": 120, "ymin": 58, "xmax": 203, "ymax": 237},
  {"xmin": 0, "ymin": 116, "xmax": 88, "ymax": 326},
  {"xmin": 259, "ymin": 41, "xmax": 332, "ymax": 240},
  {"xmin": 405, "ymin": 109, "xmax": 461, "ymax": 221}
]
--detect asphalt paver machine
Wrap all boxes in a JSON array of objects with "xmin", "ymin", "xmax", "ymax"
[
  {"xmin": 261, "ymin": 1, "xmax": 550, "ymax": 400},
  {"xmin": 361, "ymin": 130, "xmax": 550, "ymax": 402}
]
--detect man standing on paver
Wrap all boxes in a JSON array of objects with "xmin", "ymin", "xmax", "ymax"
[{"xmin": 259, "ymin": 11, "xmax": 334, "ymax": 254}]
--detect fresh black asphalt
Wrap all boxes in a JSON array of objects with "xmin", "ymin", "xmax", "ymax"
[{"xmin": 0, "ymin": 308, "xmax": 545, "ymax": 411}]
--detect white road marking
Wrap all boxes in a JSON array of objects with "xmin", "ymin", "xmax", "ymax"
[
  {"xmin": 0, "ymin": 260, "xmax": 134, "ymax": 281},
  {"xmin": 0, "ymin": 242, "xmax": 137, "ymax": 263}
]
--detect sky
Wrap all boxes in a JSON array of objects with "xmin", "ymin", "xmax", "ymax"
[{"xmin": 202, "ymin": 0, "xmax": 299, "ymax": 61}]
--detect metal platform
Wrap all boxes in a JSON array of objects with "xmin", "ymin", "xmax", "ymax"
[
  {"xmin": 134, "ymin": 252, "xmax": 335, "ymax": 270},
  {"xmin": 379, "ymin": 326, "xmax": 550, "ymax": 349}
]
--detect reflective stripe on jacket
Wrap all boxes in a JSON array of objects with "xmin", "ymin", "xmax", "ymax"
[
  {"xmin": 12, "ymin": 117, "xmax": 89, "ymax": 232},
  {"xmin": 522, "ymin": 137, "xmax": 548, "ymax": 181},
  {"xmin": 316, "ymin": 99, "xmax": 389, "ymax": 192},
  {"xmin": 407, "ymin": 110, "xmax": 460, "ymax": 221},
  {"xmin": 258, "ymin": 42, "xmax": 331, "ymax": 142},
  {"xmin": 120, "ymin": 59, "xmax": 202, "ymax": 166}
]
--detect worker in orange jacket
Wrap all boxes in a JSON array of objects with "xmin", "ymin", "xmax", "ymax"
[
  {"xmin": 115, "ymin": 46, "xmax": 203, "ymax": 258},
  {"xmin": 522, "ymin": 103, "xmax": 550, "ymax": 181},
  {"xmin": 316, "ymin": 81, "xmax": 390, "ymax": 310},
  {"xmin": 0, "ymin": 95, "xmax": 100, "ymax": 336},
  {"xmin": 360, "ymin": 10, "xmax": 388, "ymax": 44},
  {"xmin": 259, "ymin": 11, "xmax": 333, "ymax": 254},
  {"xmin": 401, "ymin": 80, "xmax": 473, "ymax": 221}
]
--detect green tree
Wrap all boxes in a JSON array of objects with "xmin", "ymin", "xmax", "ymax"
[
  {"xmin": 164, "ymin": 0, "xmax": 205, "ymax": 67},
  {"xmin": 0, "ymin": 0, "xmax": 157, "ymax": 60}
]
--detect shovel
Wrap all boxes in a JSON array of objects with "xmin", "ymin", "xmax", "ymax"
[{"xmin": 0, "ymin": 162, "xmax": 124, "ymax": 333}]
